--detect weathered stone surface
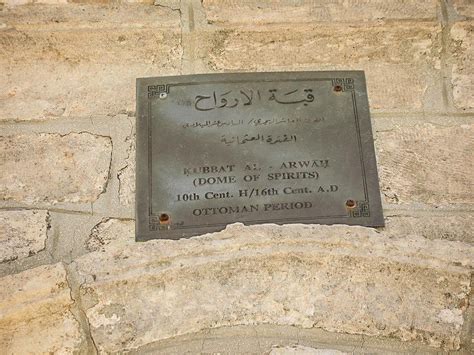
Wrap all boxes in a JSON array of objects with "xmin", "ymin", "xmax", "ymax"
[
  {"xmin": 3, "ymin": 0, "xmax": 152, "ymax": 6},
  {"xmin": 385, "ymin": 214, "xmax": 474, "ymax": 244},
  {"xmin": 0, "ymin": 5, "xmax": 181, "ymax": 120},
  {"xmin": 133, "ymin": 323, "xmax": 439, "ymax": 353},
  {"xmin": 0, "ymin": 63, "xmax": 179, "ymax": 120},
  {"xmin": 270, "ymin": 346, "xmax": 347, "ymax": 355},
  {"xmin": 0, "ymin": 210, "xmax": 49, "ymax": 263},
  {"xmin": 0, "ymin": 4, "xmax": 179, "ymax": 30},
  {"xmin": 376, "ymin": 123, "xmax": 473, "ymax": 205},
  {"xmin": 0, "ymin": 3, "xmax": 471, "ymax": 354},
  {"xmin": 1, "ymin": 28, "xmax": 164, "ymax": 64},
  {"xmin": 75, "ymin": 221, "xmax": 473, "ymax": 352},
  {"xmin": 118, "ymin": 132, "xmax": 135, "ymax": 206},
  {"xmin": 0, "ymin": 263, "xmax": 85, "ymax": 353},
  {"xmin": 450, "ymin": 22, "xmax": 474, "ymax": 109},
  {"xmin": 68, "ymin": 0, "xmax": 154, "ymax": 4},
  {"xmin": 202, "ymin": 0, "xmax": 438, "ymax": 24},
  {"xmin": 198, "ymin": 23, "xmax": 441, "ymax": 110},
  {"xmin": 452, "ymin": 0, "xmax": 474, "ymax": 18},
  {"xmin": 3, "ymin": 0, "xmax": 66, "ymax": 5},
  {"xmin": 0, "ymin": 133, "xmax": 112, "ymax": 204},
  {"xmin": 87, "ymin": 217, "xmax": 132, "ymax": 251}
]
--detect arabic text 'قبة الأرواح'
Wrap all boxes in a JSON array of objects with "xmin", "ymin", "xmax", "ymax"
[{"xmin": 194, "ymin": 88, "xmax": 314, "ymax": 111}]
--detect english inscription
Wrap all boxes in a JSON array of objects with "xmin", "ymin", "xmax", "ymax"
[{"xmin": 136, "ymin": 72, "xmax": 384, "ymax": 241}]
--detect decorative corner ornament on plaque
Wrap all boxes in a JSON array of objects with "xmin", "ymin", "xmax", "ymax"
[{"xmin": 136, "ymin": 71, "xmax": 384, "ymax": 241}]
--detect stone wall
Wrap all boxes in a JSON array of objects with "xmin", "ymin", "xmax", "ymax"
[{"xmin": 0, "ymin": 0, "xmax": 473, "ymax": 353}]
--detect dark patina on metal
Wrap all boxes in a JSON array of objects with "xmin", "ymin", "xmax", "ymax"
[{"xmin": 136, "ymin": 71, "xmax": 384, "ymax": 241}]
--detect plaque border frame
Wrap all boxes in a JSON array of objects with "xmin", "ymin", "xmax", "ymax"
[{"xmin": 136, "ymin": 71, "xmax": 384, "ymax": 241}]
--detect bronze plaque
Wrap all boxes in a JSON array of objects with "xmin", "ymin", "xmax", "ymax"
[{"xmin": 136, "ymin": 71, "xmax": 384, "ymax": 241}]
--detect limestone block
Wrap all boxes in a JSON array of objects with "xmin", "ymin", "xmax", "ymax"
[
  {"xmin": 4, "ymin": 0, "xmax": 152, "ymax": 6},
  {"xmin": 0, "ymin": 133, "xmax": 112, "ymax": 204},
  {"xmin": 270, "ymin": 346, "xmax": 348, "ymax": 355},
  {"xmin": 376, "ymin": 123, "xmax": 473, "ymax": 205},
  {"xmin": 0, "ymin": 4, "xmax": 179, "ymax": 29},
  {"xmin": 452, "ymin": 0, "xmax": 474, "ymax": 18},
  {"xmin": 0, "ymin": 210, "xmax": 49, "ymax": 263},
  {"xmin": 75, "ymin": 221, "xmax": 473, "ymax": 352},
  {"xmin": 198, "ymin": 23, "xmax": 441, "ymax": 111},
  {"xmin": 385, "ymin": 214, "xmax": 474, "ymax": 244},
  {"xmin": 68, "ymin": 0, "xmax": 153, "ymax": 4},
  {"xmin": 0, "ymin": 5, "xmax": 182, "ymax": 120},
  {"xmin": 450, "ymin": 22, "xmax": 474, "ymax": 109},
  {"xmin": 0, "ymin": 263, "xmax": 85, "ymax": 353},
  {"xmin": 202, "ymin": 0, "xmax": 438, "ymax": 24},
  {"xmin": 5, "ymin": 0, "xmax": 66, "ymax": 5}
]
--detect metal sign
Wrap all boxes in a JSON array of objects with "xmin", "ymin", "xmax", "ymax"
[{"xmin": 136, "ymin": 71, "xmax": 384, "ymax": 241}]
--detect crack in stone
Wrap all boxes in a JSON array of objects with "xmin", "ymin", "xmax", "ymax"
[
  {"xmin": 65, "ymin": 262, "xmax": 99, "ymax": 354},
  {"xmin": 117, "ymin": 116, "xmax": 135, "ymax": 206},
  {"xmin": 44, "ymin": 211, "xmax": 55, "ymax": 261},
  {"xmin": 154, "ymin": 2, "xmax": 182, "ymax": 12},
  {"xmin": 154, "ymin": 1, "xmax": 185, "ymax": 73},
  {"xmin": 179, "ymin": 0, "xmax": 185, "ymax": 74}
]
